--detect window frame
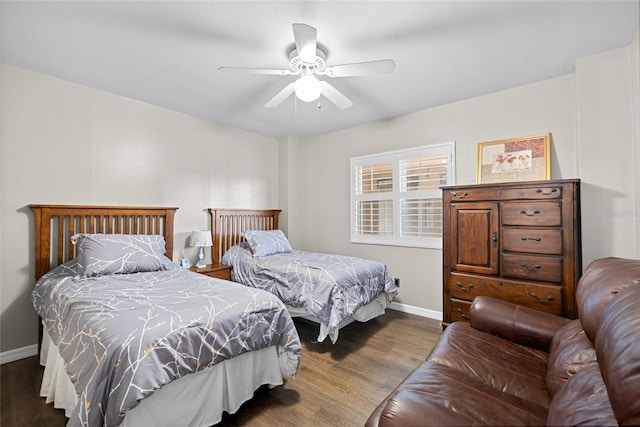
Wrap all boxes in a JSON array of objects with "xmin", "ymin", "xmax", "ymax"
[{"xmin": 350, "ymin": 141, "xmax": 456, "ymax": 249}]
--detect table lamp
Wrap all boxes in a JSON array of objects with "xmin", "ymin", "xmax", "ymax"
[{"xmin": 189, "ymin": 230, "xmax": 212, "ymax": 268}]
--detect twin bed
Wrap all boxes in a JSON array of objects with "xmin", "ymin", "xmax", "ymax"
[
  {"xmin": 30, "ymin": 205, "xmax": 397, "ymax": 426},
  {"xmin": 30, "ymin": 205, "xmax": 301, "ymax": 427},
  {"xmin": 209, "ymin": 209, "xmax": 398, "ymax": 343}
]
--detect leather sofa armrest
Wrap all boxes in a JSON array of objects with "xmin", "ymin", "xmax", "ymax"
[{"xmin": 469, "ymin": 296, "xmax": 571, "ymax": 352}]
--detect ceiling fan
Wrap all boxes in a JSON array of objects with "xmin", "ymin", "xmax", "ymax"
[{"xmin": 218, "ymin": 23, "xmax": 396, "ymax": 109}]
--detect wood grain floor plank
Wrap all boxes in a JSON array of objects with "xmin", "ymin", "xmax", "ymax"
[{"xmin": 0, "ymin": 310, "xmax": 441, "ymax": 426}]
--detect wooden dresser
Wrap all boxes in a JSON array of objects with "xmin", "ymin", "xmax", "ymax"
[{"xmin": 441, "ymin": 179, "xmax": 581, "ymax": 327}]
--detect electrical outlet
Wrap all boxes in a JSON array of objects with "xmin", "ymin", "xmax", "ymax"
[{"xmin": 394, "ymin": 277, "xmax": 400, "ymax": 287}]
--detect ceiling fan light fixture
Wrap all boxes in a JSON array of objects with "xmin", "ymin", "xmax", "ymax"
[
  {"xmin": 294, "ymin": 75, "xmax": 322, "ymax": 103},
  {"xmin": 219, "ymin": 23, "xmax": 393, "ymax": 109}
]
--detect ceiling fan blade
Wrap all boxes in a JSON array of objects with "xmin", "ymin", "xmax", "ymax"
[
  {"xmin": 324, "ymin": 59, "xmax": 396, "ymax": 77},
  {"xmin": 320, "ymin": 81, "xmax": 353, "ymax": 109},
  {"xmin": 264, "ymin": 82, "xmax": 296, "ymax": 108},
  {"xmin": 292, "ymin": 23, "xmax": 317, "ymax": 63},
  {"xmin": 218, "ymin": 66, "xmax": 293, "ymax": 76}
]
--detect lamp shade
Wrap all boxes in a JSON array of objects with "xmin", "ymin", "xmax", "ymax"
[{"xmin": 189, "ymin": 230, "xmax": 212, "ymax": 247}]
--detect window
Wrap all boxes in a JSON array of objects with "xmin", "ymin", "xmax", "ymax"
[{"xmin": 350, "ymin": 141, "xmax": 455, "ymax": 249}]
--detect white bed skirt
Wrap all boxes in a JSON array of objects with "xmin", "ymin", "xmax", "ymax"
[
  {"xmin": 288, "ymin": 292, "xmax": 390, "ymax": 343},
  {"xmin": 39, "ymin": 327, "xmax": 284, "ymax": 426}
]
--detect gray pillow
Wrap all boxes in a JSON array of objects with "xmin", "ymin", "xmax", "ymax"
[
  {"xmin": 71, "ymin": 233, "xmax": 175, "ymax": 276},
  {"xmin": 244, "ymin": 229, "xmax": 292, "ymax": 257}
]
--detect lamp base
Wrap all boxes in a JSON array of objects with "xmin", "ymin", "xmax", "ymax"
[{"xmin": 196, "ymin": 246, "xmax": 206, "ymax": 268}]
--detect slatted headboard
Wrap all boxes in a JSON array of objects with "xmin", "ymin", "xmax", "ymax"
[
  {"xmin": 29, "ymin": 205, "xmax": 178, "ymax": 280},
  {"xmin": 208, "ymin": 209, "xmax": 281, "ymax": 264}
]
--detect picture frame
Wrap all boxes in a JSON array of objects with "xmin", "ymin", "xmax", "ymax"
[{"xmin": 476, "ymin": 133, "xmax": 551, "ymax": 184}]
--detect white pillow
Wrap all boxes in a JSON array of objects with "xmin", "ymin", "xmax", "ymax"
[{"xmin": 243, "ymin": 230, "xmax": 292, "ymax": 257}]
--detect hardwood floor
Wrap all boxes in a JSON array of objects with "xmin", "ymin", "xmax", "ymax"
[{"xmin": 1, "ymin": 310, "xmax": 442, "ymax": 426}]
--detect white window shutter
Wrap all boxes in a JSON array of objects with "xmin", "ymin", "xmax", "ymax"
[{"xmin": 351, "ymin": 142, "xmax": 455, "ymax": 249}]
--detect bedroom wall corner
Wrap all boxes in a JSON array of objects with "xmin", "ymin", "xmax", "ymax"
[
  {"xmin": 278, "ymin": 136, "xmax": 301, "ymax": 240},
  {"xmin": 632, "ymin": 29, "xmax": 640, "ymax": 257},
  {"xmin": 575, "ymin": 31, "xmax": 640, "ymax": 265},
  {"xmin": 0, "ymin": 61, "xmax": 5, "ymax": 359}
]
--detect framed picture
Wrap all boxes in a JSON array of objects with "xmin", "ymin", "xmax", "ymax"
[{"xmin": 477, "ymin": 133, "xmax": 551, "ymax": 184}]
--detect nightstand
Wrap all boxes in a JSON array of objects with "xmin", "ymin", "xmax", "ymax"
[{"xmin": 189, "ymin": 263, "xmax": 232, "ymax": 281}]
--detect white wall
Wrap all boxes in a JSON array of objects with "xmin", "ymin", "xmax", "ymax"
[
  {"xmin": 1, "ymin": 32, "xmax": 638, "ymax": 356},
  {"xmin": 286, "ymin": 33, "xmax": 639, "ymax": 317},
  {"xmin": 576, "ymin": 31, "xmax": 640, "ymax": 263},
  {"xmin": 635, "ymin": 31, "xmax": 640, "ymax": 255},
  {"xmin": 0, "ymin": 64, "xmax": 280, "ymax": 355}
]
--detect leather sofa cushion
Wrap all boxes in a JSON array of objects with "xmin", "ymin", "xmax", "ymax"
[
  {"xmin": 546, "ymin": 319, "xmax": 597, "ymax": 396},
  {"xmin": 577, "ymin": 257, "xmax": 640, "ymax": 342},
  {"xmin": 594, "ymin": 284, "xmax": 640, "ymax": 425},
  {"xmin": 369, "ymin": 361, "xmax": 548, "ymax": 426},
  {"xmin": 427, "ymin": 322, "xmax": 551, "ymax": 407},
  {"xmin": 547, "ymin": 364, "xmax": 617, "ymax": 426}
]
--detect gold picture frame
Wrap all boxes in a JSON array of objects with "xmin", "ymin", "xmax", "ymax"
[{"xmin": 476, "ymin": 133, "xmax": 551, "ymax": 184}]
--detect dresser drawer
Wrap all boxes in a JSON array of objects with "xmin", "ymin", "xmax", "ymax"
[
  {"xmin": 501, "ymin": 201, "xmax": 562, "ymax": 226},
  {"xmin": 446, "ymin": 185, "xmax": 563, "ymax": 202},
  {"xmin": 449, "ymin": 299, "xmax": 472, "ymax": 322},
  {"xmin": 449, "ymin": 273, "xmax": 563, "ymax": 314},
  {"xmin": 450, "ymin": 273, "xmax": 498, "ymax": 302},
  {"xmin": 502, "ymin": 227, "xmax": 563, "ymax": 255},
  {"xmin": 502, "ymin": 254, "xmax": 563, "ymax": 283}
]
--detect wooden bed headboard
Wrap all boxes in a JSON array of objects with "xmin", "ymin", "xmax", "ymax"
[
  {"xmin": 29, "ymin": 205, "xmax": 178, "ymax": 280},
  {"xmin": 208, "ymin": 209, "xmax": 281, "ymax": 264}
]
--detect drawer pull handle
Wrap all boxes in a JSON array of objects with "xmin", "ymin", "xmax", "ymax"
[
  {"xmin": 520, "ymin": 262, "xmax": 542, "ymax": 270},
  {"xmin": 536, "ymin": 188, "xmax": 559, "ymax": 195},
  {"xmin": 519, "ymin": 209, "xmax": 541, "ymax": 216},
  {"xmin": 520, "ymin": 237, "xmax": 542, "ymax": 242},
  {"xmin": 451, "ymin": 191, "xmax": 469, "ymax": 198},
  {"xmin": 456, "ymin": 308, "xmax": 470, "ymax": 320},
  {"xmin": 530, "ymin": 293, "xmax": 554, "ymax": 305},
  {"xmin": 456, "ymin": 282, "xmax": 474, "ymax": 292}
]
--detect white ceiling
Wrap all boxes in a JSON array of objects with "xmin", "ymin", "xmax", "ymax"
[{"xmin": 2, "ymin": 1, "xmax": 638, "ymax": 139}]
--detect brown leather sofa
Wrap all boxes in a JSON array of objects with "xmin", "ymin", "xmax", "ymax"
[{"xmin": 366, "ymin": 257, "xmax": 640, "ymax": 426}]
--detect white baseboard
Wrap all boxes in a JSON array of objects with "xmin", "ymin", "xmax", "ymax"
[
  {"xmin": 389, "ymin": 301, "xmax": 443, "ymax": 321},
  {"xmin": 0, "ymin": 344, "xmax": 38, "ymax": 365}
]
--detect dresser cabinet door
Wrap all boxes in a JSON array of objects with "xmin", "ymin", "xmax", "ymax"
[{"xmin": 449, "ymin": 202, "xmax": 499, "ymax": 275}]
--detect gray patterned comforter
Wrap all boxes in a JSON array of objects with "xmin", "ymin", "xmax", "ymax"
[
  {"xmin": 222, "ymin": 243, "xmax": 398, "ymax": 342},
  {"xmin": 32, "ymin": 261, "xmax": 301, "ymax": 427}
]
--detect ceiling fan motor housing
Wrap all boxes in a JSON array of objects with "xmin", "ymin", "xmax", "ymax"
[{"xmin": 289, "ymin": 48, "xmax": 327, "ymax": 74}]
